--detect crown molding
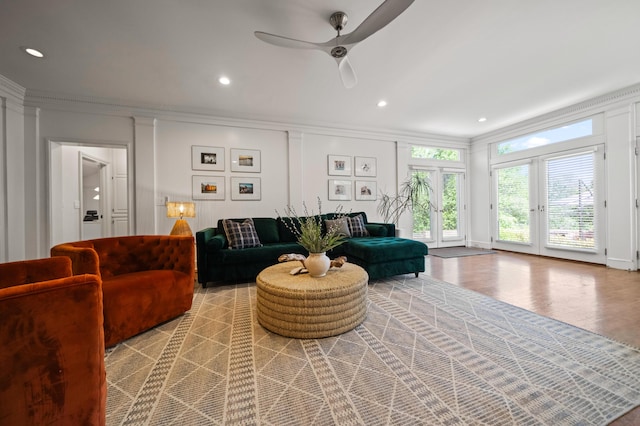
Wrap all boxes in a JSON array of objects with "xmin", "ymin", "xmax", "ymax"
[
  {"xmin": 472, "ymin": 82, "xmax": 640, "ymax": 145},
  {"xmin": 23, "ymin": 88, "xmax": 469, "ymax": 147},
  {"xmin": 0, "ymin": 74, "xmax": 26, "ymax": 103}
]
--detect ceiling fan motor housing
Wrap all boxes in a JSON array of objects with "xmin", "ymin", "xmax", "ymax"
[
  {"xmin": 329, "ymin": 12, "xmax": 349, "ymax": 58},
  {"xmin": 330, "ymin": 12, "xmax": 348, "ymax": 32}
]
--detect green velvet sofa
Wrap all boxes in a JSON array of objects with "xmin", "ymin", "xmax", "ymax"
[{"xmin": 196, "ymin": 212, "xmax": 428, "ymax": 287}]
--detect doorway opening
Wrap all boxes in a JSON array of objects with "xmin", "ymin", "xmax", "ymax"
[{"xmin": 48, "ymin": 141, "xmax": 130, "ymax": 247}]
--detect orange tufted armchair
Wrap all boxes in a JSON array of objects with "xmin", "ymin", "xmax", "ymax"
[
  {"xmin": 0, "ymin": 256, "xmax": 106, "ymax": 425},
  {"xmin": 51, "ymin": 235, "xmax": 195, "ymax": 347}
]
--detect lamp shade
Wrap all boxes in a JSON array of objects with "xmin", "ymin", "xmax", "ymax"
[{"xmin": 166, "ymin": 202, "xmax": 196, "ymax": 219}]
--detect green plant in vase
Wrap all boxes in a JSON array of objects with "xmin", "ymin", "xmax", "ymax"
[{"xmin": 278, "ymin": 198, "xmax": 348, "ymax": 277}]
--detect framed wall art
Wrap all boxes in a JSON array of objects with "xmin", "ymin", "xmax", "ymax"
[
  {"xmin": 192, "ymin": 175, "xmax": 225, "ymax": 200},
  {"xmin": 328, "ymin": 179, "xmax": 352, "ymax": 201},
  {"xmin": 231, "ymin": 177, "xmax": 261, "ymax": 200},
  {"xmin": 192, "ymin": 146, "xmax": 224, "ymax": 171},
  {"xmin": 355, "ymin": 180, "xmax": 377, "ymax": 201},
  {"xmin": 230, "ymin": 149, "xmax": 261, "ymax": 173},
  {"xmin": 354, "ymin": 156, "xmax": 376, "ymax": 177},
  {"xmin": 327, "ymin": 155, "xmax": 352, "ymax": 176}
]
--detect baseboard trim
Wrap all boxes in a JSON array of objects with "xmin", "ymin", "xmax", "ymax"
[
  {"xmin": 606, "ymin": 258, "xmax": 637, "ymax": 271},
  {"xmin": 467, "ymin": 240, "xmax": 492, "ymax": 250}
]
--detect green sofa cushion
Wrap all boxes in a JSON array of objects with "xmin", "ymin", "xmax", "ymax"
[
  {"xmin": 252, "ymin": 218, "xmax": 280, "ymax": 243},
  {"xmin": 276, "ymin": 217, "xmax": 300, "ymax": 243},
  {"xmin": 365, "ymin": 224, "xmax": 387, "ymax": 237},
  {"xmin": 346, "ymin": 237, "xmax": 428, "ymax": 263},
  {"xmin": 220, "ymin": 243, "xmax": 304, "ymax": 264}
]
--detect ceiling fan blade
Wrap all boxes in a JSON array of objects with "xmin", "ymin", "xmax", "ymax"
[
  {"xmin": 337, "ymin": 56, "xmax": 357, "ymax": 89},
  {"xmin": 254, "ymin": 31, "xmax": 321, "ymax": 50},
  {"xmin": 341, "ymin": 0, "xmax": 415, "ymax": 45}
]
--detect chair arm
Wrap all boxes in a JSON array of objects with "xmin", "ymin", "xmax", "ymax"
[
  {"xmin": 0, "ymin": 273, "xmax": 105, "ymax": 425},
  {"xmin": 196, "ymin": 227, "xmax": 224, "ymax": 260},
  {"xmin": 51, "ymin": 243, "xmax": 101, "ymax": 277},
  {"xmin": 0, "ymin": 257, "xmax": 73, "ymax": 289}
]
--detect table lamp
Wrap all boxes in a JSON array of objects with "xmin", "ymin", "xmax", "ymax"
[{"xmin": 166, "ymin": 201, "xmax": 196, "ymax": 236}]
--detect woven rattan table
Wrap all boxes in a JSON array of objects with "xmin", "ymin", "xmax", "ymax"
[{"xmin": 256, "ymin": 261, "xmax": 368, "ymax": 338}]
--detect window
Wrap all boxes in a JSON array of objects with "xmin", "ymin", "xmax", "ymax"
[
  {"xmin": 497, "ymin": 119, "xmax": 593, "ymax": 155},
  {"xmin": 411, "ymin": 146, "xmax": 460, "ymax": 161}
]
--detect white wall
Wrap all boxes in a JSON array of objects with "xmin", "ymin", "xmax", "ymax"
[
  {"xmin": 0, "ymin": 75, "xmax": 26, "ymax": 261},
  {"xmin": 300, "ymin": 133, "xmax": 397, "ymax": 221},
  {"xmin": 36, "ymin": 108, "xmax": 134, "ymax": 254},
  {"xmin": 155, "ymin": 119, "xmax": 290, "ymax": 234},
  {"xmin": 2, "ymin": 71, "xmax": 638, "ymax": 270},
  {"xmin": 5, "ymin": 86, "xmax": 459, "ymax": 259},
  {"xmin": 605, "ymin": 106, "xmax": 635, "ymax": 270},
  {"xmin": 468, "ymin": 141, "xmax": 491, "ymax": 249},
  {"xmin": 154, "ymin": 121, "xmax": 400, "ymax": 234}
]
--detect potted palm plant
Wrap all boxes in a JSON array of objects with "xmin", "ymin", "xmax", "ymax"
[{"xmin": 377, "ymin": 172, "xmax": 432, "ymax": 236}]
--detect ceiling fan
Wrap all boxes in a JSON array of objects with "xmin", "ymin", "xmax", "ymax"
[{"xmin": 254, "ymin": 0, "xmax": 415, "ymax": 89}]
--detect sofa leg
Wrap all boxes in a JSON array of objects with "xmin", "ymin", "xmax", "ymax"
[
  {"xmin": 201, "ymin": 282, "xmax": 208, "ymax": 289},
  {"xmin": 415, "ymin": 272, "xmax": 419, "ymax": 277}
]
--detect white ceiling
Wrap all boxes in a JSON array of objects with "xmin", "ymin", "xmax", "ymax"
[{"xmin": 2, "ymin": 0, "xmax": 640, "ymax": 138}]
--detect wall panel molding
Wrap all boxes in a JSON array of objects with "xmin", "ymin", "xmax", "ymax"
[
  {"xmin": 24, "ymin": 89, "xmax": 469, "ymax": 147},
  {"xmin": 473, "ymin": 82, "xmax": 640, "ymax": 145}
]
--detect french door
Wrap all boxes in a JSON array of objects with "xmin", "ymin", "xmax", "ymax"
[
  {"xmin": 492, "ymin": 146, "xmax": 606, "ymax": 263},
  {"xmin": 412, "ymin": 169, "xmax": 466, "ymax": 248}
]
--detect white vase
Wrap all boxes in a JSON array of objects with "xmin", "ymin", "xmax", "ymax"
[{"xmin": 305, "ymin": 252, "xmax": 331, "ymax": 277}]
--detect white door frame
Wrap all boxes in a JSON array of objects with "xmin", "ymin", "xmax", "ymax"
[
  {"xmin": 412, "ymin": 167, "xmax": 466, "ymax": 248},
  {"xmin": 491, "ymin": 146, "xmax": 606, "ymax": 264}
]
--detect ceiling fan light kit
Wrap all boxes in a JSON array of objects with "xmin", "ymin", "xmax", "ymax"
[{"xmin": 254, "ymin": 0, "xmax": 415, "ymax": 88}]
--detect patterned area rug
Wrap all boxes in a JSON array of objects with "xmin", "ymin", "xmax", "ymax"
[
  {"xmin": 105, "ymin": 275, "xmax": 640, "ymax": 425},
  {"xmin": 428, "ymin": 247, "xmax": 496, "ymax": 258}
]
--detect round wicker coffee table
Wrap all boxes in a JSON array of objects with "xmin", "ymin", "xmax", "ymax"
[{"xmin": 256, "ymin": 261, "xmax": 368, "ymax": 338}]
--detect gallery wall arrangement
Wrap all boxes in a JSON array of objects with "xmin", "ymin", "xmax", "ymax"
[
  {"xmin": 327, "ymin": 155, "xmax": 377, "ymax": 202},
  {"xmin": 191, "ymin": 146, "xmax": 262, "ymax": 201}
]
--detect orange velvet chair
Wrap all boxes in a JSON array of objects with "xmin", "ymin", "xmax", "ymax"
[
  {"xmin": 0, "ymin": 256, "xmax": 106, "ymax": 425},
  {"xmin": 51, "ymin": 235, "xmax": 195, "ymax": 347}
]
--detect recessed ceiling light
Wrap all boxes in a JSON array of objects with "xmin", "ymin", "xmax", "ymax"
[
  {"xmin": 377, "ymin": 100, "xmax": 387, "ymax": 108},
  {"xmin": 22, "ymin": 47, "xmax": 44, "ymax": 58},
  {"xmin": 478, "ymin": 117, "xmax": 487, "ymax": 122},
  {"xmin": 219, "ymin": 76, "xmax": 231, "ymax": 85}
]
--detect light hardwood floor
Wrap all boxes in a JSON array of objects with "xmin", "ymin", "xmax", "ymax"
[{"xmin": 424, "ymin": 250, "xmax": 640, "ymax": 425}]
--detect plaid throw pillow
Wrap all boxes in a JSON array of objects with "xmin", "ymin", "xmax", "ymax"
[
  {"xmin": 348, "ymin": 214, "xmax": 369, "ymax": 237},
  {"xmin": 222, "ymin": 218, "xmax": 263, "ymax": 249}
]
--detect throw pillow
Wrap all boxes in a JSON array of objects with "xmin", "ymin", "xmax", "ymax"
[
  {"xmin": 348, "ymin": 214, "xmax": 369, "ymax": 237},
  {"xmin": 324, "ymin": 217, "xmax": 351, "ymax": 237},
  {"xmin": 222, "ymin": 218, "xmax": 263, "ymax": 249}
]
